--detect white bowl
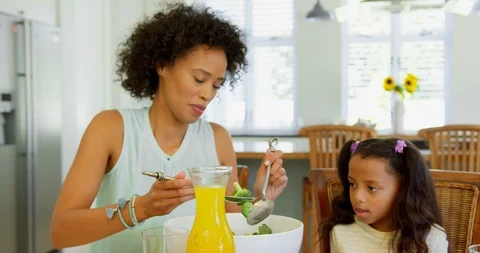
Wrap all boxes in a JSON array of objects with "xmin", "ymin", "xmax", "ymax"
[{"xmin": 164, "ymin": 213, "xmax": 303, "ymax": 253}]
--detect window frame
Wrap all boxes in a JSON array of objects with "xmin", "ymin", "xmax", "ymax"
[
  {"xmin": 197, "ymin": 0, "xmax": 299, "ymax": 136},
  {"xmin": 341, "ymin": 7, "xmax": 453, "ymax": 135}
]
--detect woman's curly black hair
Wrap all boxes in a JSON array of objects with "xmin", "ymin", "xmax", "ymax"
[
  {"xmin": 116, "ymin": 2, "xmax": 248, "ymax": 99},
  {"xmin": 321, "ymin": 138, "xmax": 443, "ymax": 253}
]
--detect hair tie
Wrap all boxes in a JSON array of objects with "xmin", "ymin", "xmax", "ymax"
[
  {"xmin": 395, "ymin": 140, "xmax": 407, "ymax": 153},
  {"xmin": 350, "ymin": 141, "xmax": 360, "ymax": 153}
]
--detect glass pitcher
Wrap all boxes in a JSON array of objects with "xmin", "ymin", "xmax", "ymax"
[{"xmin": 186, "ymin": 166, "xmax": 235, "ymax": 253}]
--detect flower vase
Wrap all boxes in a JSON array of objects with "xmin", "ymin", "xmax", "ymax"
[{"xmin": 394, "ymin": 100, "xmax": 405, "ymax": 134}]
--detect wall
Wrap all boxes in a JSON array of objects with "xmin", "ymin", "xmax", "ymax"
[
  {"xmin": 106, "ymin": 0, "xmax": 145, "ymax": 110},
  {"xmin": 59, "ymin": 0, "xmax": 107, "ymax": 180},
  {"xmin": 0, "ymin": 0, "xmax": 58, "ymax": 25},
  {"xmin": 59, "ymin": 0, "xmax": 107, "ymax": 252},
  {"xmin": 107, "ymin": 0, "xmax": 184, "ymax": 110},
  {"xmin": 449, "ymin": 15, "xmax": 480, "ymax": 124},
  {"xmin": 296, "ymin": 0, "xmax": 343, "ymax": 126}
]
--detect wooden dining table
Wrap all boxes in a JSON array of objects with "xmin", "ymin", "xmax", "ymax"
[{"xmin": 233, "ymin": 137, "xmax": 431, "ymax": 161}]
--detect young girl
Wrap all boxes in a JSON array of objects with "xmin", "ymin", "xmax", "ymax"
[{"xmin": 322, "ymin": 138, "xmax": 448, "ymax": 253}]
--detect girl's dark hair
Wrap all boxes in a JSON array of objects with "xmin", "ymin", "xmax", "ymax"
[
  {"xmin": 116, "ymin": 2, "xmax": 247, "ymax": 99},
  {"xmin": 321, "ymin": 138, "xmax": 443, "ymax": 253}
]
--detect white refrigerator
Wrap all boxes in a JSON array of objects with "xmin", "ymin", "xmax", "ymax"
[{"xmin": 0, "ymin": 12, "xmax": 63, "ymax": 253}]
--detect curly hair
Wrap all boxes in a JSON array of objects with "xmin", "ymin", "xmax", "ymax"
[
  {"xmin": 321, "ymin": 138, "xmax": 443, "ymax": 253},
  {"xmin": 115, "ymin": 2, "xmax": 248, "ymax": 99}
]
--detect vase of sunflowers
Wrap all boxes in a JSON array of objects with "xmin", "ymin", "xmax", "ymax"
[{"xmin": 383, "ymin": 73, "xmax": 419, "ymax": 133}]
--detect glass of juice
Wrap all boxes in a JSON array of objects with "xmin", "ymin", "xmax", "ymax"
[
  {"xmin": 186, "ymin": 166, "xmax": 235, "ymax": 253},
  {"xmin": 142, "ymin": 226, "xmax": 188, "ymax": 253}
]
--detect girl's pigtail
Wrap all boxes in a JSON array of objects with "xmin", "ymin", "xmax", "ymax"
[
  {"xmin": 392, "ymin": 142, "xmax": 443, "ymax": 253},
  {"xmin": 319, "ymin": 140, "xmax": 358, "ymax": 239},
  {"xmin": 404, "ymin": 144, "xmax": 442, "ymax": 225}
]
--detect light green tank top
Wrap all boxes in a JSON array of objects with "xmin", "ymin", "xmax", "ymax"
[{"xmin": 88, "ymin": 107, "xmax": 219, "ymax": 253}]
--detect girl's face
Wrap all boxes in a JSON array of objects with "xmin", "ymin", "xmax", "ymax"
[
  {"xmin": 157, "ymin": 44, "xmax": 227, "ymax": 123},
  {"xmin": 348, "ymin": 155, "xmax": 400, "ymax": 232}
]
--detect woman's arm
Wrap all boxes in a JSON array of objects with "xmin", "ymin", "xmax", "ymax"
[
  {"xmin": 211, "ymin": 123, "xmax": 242, "ymax": 213},
  {"xmin": 50, "ymin": 111, "xmax": 195, "ymax": 249},
  {"xmin": 50, "ymin": 110, "xmax": 133, "ymax": 248}
]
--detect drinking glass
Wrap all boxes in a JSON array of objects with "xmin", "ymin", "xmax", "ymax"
[
  {"xmin": 142, "ymin": 226, "xmax": 188, "ymax": 253},
  {"xmin": 469, "ymin": 245, "xmax": 480, "ymax": 253}
]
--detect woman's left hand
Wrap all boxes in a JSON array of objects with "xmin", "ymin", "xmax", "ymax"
[{"xmin": 253, "ymin": 149, "xmax": 288, "ymax": 201}]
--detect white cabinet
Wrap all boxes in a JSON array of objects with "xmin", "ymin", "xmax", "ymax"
[{"xmin": 0, "ymin": 0, "xmax": 57, "ymax": 25}]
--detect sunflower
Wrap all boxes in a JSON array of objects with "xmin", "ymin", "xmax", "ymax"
[
  {"xmin": 404, "ymin": 73, "xmax": 418, "ymax": 94},
  {"xmin": 383, "ymin": 76, "xmax": 395, "ymax": 91}
]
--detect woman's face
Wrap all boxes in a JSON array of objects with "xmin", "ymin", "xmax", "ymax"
[{"xmin": 157, "ymin": 44, "xmax": 227, "ymax": 123}]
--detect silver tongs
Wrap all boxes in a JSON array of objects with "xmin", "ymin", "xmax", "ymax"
[{"xmin": 142, "ymin": 171, "xmax": 174, "ymax": 181}]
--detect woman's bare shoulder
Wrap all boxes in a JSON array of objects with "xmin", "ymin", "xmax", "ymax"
[{"xmin": 88, "ymin": 110, "xmax": 123, "ymax": 137}]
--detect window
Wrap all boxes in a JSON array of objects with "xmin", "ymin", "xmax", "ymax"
[
  {"xmin": 197, "ymin": 0, "xmax": 298, "ymax": 136},
  {"xmin": 344, "ymin": 1, "xmax": 450, "ymax": 134}
]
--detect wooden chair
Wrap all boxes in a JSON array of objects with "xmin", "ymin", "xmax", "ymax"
[
  {"xmin": 299, "ymin": 125, "xmax": 377, "ymax": 253},
  {"xmin": 309, "ymin": 168, "xmax": 480, "ymax": 253},
  {"xmin": 418, "ymin": 125, "xmax": 480, "ymax": 172},
  {"xmin": 237, "ymin": 165, "xmax": 249, "ymax": 189},
  {"xmin": 299, "ymin": 125, "xmax": 378, "ymax": 168}
]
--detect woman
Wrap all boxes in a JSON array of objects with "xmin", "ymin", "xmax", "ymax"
[{"xmin": 50, "ymin": 3, "xmax": 288, "ymax": 252}]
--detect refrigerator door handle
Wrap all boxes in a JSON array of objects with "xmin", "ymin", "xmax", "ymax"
[
  {"xmin": 15, "ymin": 74, "xmax": 28, "ymax": 157},
  {"xmin": 14, "ymin": 21, "xmax": 29, "ymax": 158}
]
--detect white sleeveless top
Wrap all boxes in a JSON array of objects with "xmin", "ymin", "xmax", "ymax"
[{"xmin": 89, "ymin": 107, "xmax": 220, "ymax": 253}]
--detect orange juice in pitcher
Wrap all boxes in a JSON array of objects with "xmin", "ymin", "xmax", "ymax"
[{"xmin": 186, "ymin": 166, "xmax": 235, "ymax": 253}]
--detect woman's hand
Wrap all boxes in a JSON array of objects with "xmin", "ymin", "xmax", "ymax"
[
  {"xmin": 136, "ymin": 172, "xmax": 195, "ymax": 221},
  {"xmin": 253, "ymin": 149, "xmax": 288, "ymax": 201}
]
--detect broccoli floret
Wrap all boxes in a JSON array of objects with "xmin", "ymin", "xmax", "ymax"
[
  {"xmin": 243, "ymin": 224, "xmax": 273, "ymax": 236},
  {"xmin": 232, "ymin": 182, "xmax": 251, "ymax": 197},
  {"xmin": 241, "ymin": 201, "xmax": 253, "ymax": 218},
  {"xmin": 257, "ymin": 224, "xmax": 272, "ymax": 235},
  {"xmin": 231, "ymin": 182, "xmax": 254, "ymax": 218}
]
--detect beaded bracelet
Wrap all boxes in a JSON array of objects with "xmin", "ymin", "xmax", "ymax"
[
  {"xmin": 128, "ymin": 194, "xmax": 144, "ymax": 226},
  {"xmin": 117, "ymin": 198, "xmax": 134, "ymax": 229},
  {"xmin": 106, "ymin": 198, "xmax": 128, "ymax": 219}
]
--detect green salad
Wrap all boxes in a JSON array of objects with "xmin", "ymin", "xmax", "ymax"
[
  {"xmin": 231, "ymin": 182, "xmax": 253, "ymax": 218},
  {"xmin": 233, "ymin": 224, "xmax": 273, "ymax": 236}
]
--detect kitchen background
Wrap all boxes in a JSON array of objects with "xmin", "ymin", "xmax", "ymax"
[{"xmin": 0, "ymin": 0, "xmax": 479, "ymax": 252}]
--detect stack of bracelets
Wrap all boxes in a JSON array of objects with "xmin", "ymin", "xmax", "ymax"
[{"xmin": 105, "ymin": 194, "xmax": 144, "ymax": 229}]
